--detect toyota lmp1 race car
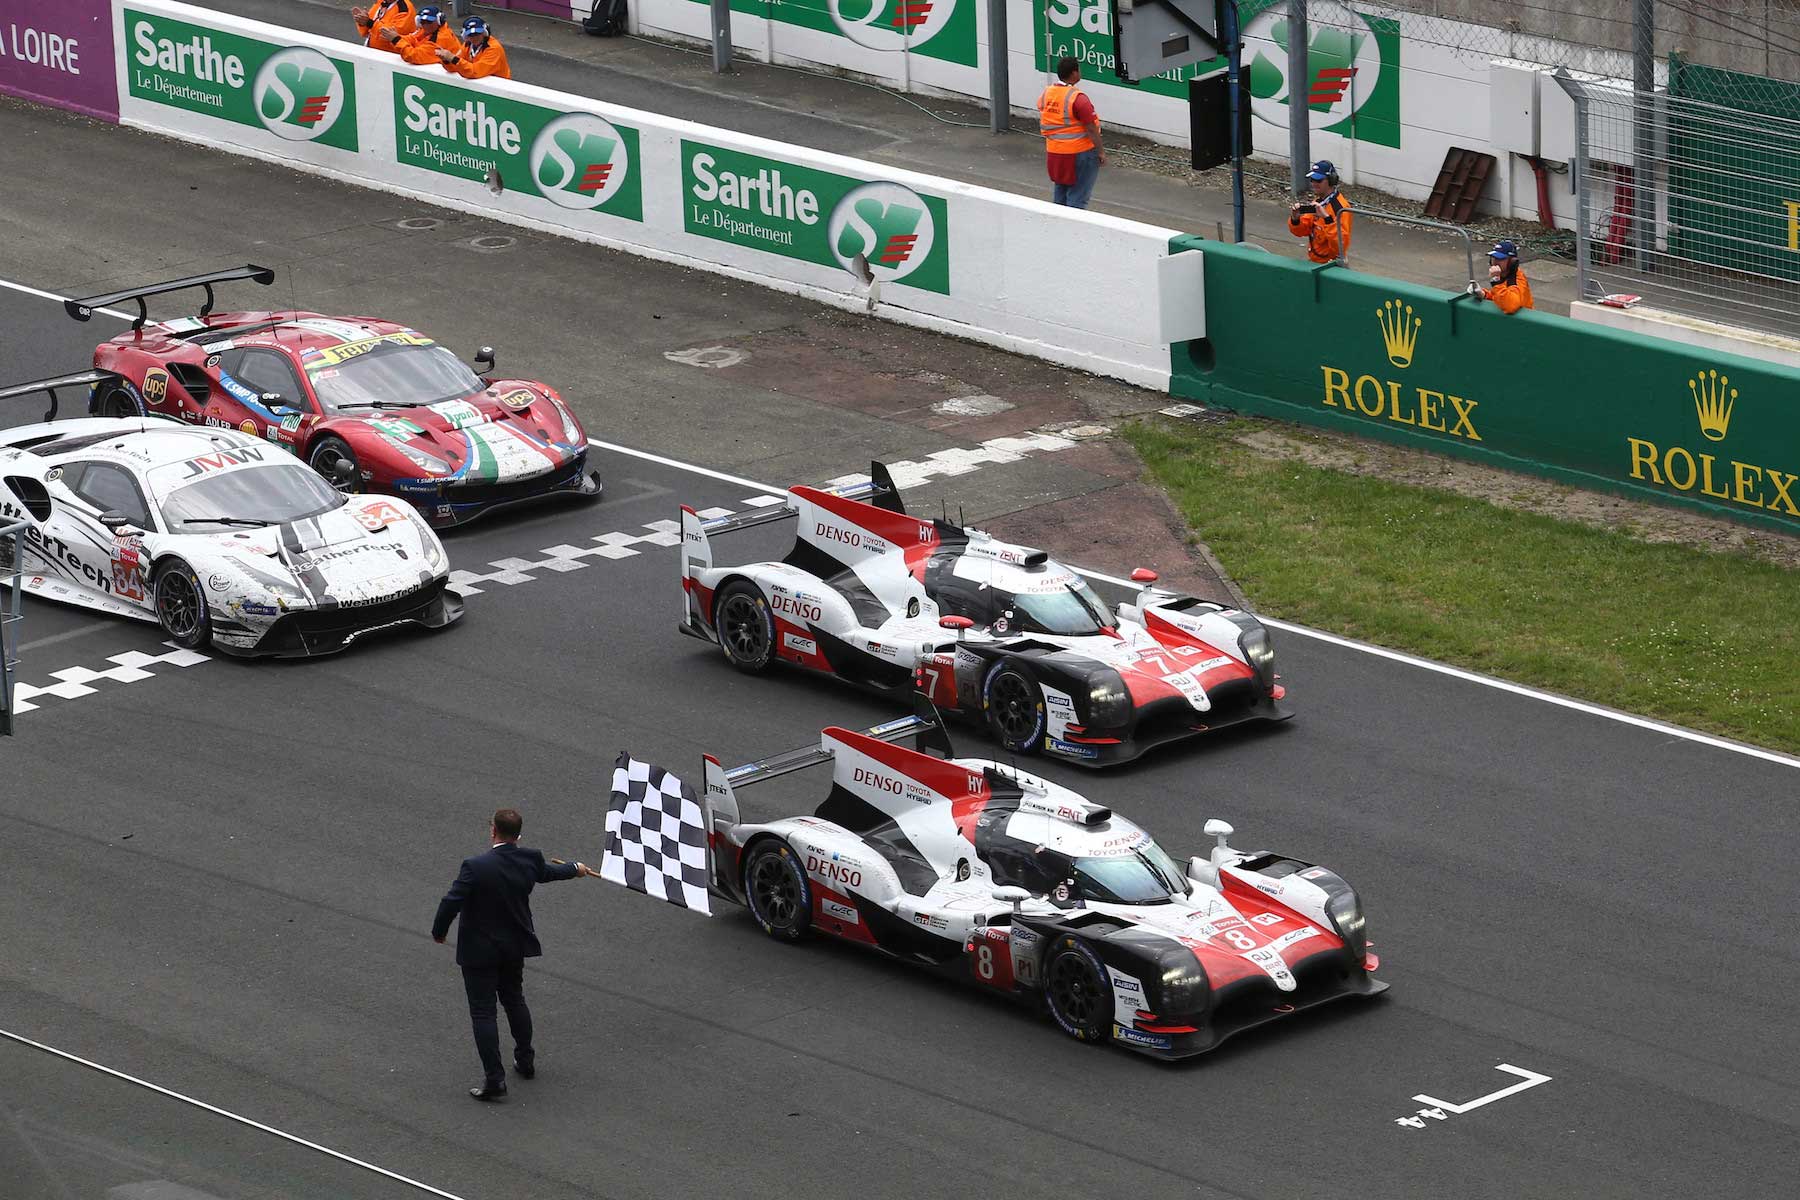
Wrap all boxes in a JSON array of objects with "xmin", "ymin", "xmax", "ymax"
[
  {"xmin": 0, "ymin": 412, "xmax": 462, "ymax": 657},
  {"xmin": 63, "ymin": 265, "xmax": 601, "ymax": 528},
  {"xmin": 679, "ymin": 465, "xmax": 1291, "ymax": 767},
  {"xmin": 696, "ymin": 711, "xmax": 1384, "ymax": 1058}
]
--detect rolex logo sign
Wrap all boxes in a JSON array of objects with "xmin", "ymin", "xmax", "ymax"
[
  {"xmin": 1318, "ymin": 298, "xmax": 1481, "ymax": 441},
  {"xmin": 1690, "ymin": 368, "xmax": 1736, "ymax": 442},
  {"xmin": 1376, "ymin": 299, "xmax": 1420, "ymax": 368},
  {"xmin": 1626, "ymin": 363, "xmax": 1799, "ymax": 517}
]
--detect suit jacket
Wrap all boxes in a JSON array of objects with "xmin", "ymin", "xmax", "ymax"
[{"xmin": 432, "ymin": 843, "xmax": 579, "ymax": 967}]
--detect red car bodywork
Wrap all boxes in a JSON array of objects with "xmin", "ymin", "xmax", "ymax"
[{"xmin": 88, "ymin": 310, "xmax": 601, "ymax": 527}]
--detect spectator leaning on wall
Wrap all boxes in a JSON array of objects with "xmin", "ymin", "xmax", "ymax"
[
  {"xmin": 352, "ymin": 0, "xmax": 415, "ymax": 52},
  {"xmin": 439, "ymin": 17, "xmax": 512, "ymax": 80},
  {"xmin": 1477, "ymin": 240, "xmax": 1534, "ymax": 314},
  {"xmin": 1038, "ymin": 56, "xmax": 1105, "ymax": 210},
  {"xmin": 1288, "ymin": 160, "xmax": 1352, "ymax": 264}
]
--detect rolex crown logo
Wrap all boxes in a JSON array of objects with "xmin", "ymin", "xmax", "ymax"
[
  {"xmin": 1376, "ymin": 299, "xmax": 1422, "ymax": 368},
  {"xmin": 1689, "ymin": 367, "xmax": 1737, "ymax": 442}
]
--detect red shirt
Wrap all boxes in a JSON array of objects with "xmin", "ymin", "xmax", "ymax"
[{"xmin": 1045, "ymin": 92, "xmax": 1098, "ymax": 184}]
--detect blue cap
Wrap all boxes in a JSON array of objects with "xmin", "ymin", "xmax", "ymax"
[
  {"xmin": 417, "ymin": 4, "xmax": 443, "ymax": 21},
  {"xmin": 460, "ymin": 16, "xmax": 489, "ymax": 36},
  {"xmin": 1489, "ymin": 239, "xmax": 1519, "ymax": 259},
  {"xmin": 1307, "ymin": 160, "xmax": 1336, "ymax": 181}
]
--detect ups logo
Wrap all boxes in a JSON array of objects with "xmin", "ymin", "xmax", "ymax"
[{"xmin": 142, "ymin": 368, "xmax": 169, "ymax": 405}]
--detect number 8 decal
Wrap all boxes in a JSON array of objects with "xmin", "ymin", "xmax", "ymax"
[{"xmin": 970, "ymin": 928, "xmax": 1015, "ymax": 990}]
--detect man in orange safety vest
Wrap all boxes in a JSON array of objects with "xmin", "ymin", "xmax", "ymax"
[{"xmin": 1039, "ymin": 56, "xmax": 1105, "ymax": 209}]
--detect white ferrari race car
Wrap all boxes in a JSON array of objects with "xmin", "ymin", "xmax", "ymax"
[
  {"xmin": 0, "ymin": 411, "xmax": 462, "ymax": 656},
  {"xmin": 680, "ymin": 464, "xmax": 1290, "ymax": 767},
  {"xmin": 695, "ymin": 711, "xmax": 1385, "ymax": 1058}
]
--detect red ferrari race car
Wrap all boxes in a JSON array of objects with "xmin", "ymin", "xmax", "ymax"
[{"xmin": 67, "ymin": 265, "xmax": 602, "ymax": 527}]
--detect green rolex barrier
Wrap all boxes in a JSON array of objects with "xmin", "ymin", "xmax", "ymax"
[{"xmin": 1166, "ymin": 237, "xmax": 1800, "ymax": 534}]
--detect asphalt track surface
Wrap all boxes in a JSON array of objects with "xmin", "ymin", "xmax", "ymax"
[{"xmin": 2, "ymin": 100, "xmax": 1798, "ymax": 1200}]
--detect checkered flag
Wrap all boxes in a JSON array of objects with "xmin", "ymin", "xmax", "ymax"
[{"xmin": 601, "ymin": 753, "xmax": 712, "ymax": 916}]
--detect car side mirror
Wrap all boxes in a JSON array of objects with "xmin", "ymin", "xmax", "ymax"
[
  {"xmin": 1130, "ymin": 567, "xmax": 1159, "ymax": 583},
  {"xmin": 259, "ymin": 392, "xmax": 286, "ymax": 406},
  {"xmin": 98, "ymin": 510, "xmax": 140, "ymax": 535},
  {"xmin": 940, "ymin": 615, "xmax": 974, "ymax": 639},
  {"xmin": 473, "ymin": 346, "xmax": 496, "ymax": 373},
  {"xmin": 991, "ymin": 885, "xmax": 1031, "ymax": 911}
]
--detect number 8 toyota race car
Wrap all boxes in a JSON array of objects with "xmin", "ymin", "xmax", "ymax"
[
  {"xmin": 679, "ymin": 464, "xmax": 1291, "ymax": 767},
  {"xmin": 688, "ymin": 711, "xmax": 1384, "ymax": 1058}
]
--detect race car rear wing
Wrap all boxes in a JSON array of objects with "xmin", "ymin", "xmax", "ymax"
[
  {"xmin": 700, "ymin": 698, "xmax": 951, "ymax": 890},
  {"xmin": 679, "ymin": 460, "xmax": 905, "ymax": 568},
  {"xmin": 64, "ymin": 264, "xmax": 275, "ymax": 330},
  {"xmin": 0, "ymin": 370, "xmax": 117, "ymax": 422}
]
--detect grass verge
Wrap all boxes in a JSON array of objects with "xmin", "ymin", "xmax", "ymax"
[{"xmin": 1125, "ymin": 418, "xmax": 1800, "ymax": 755}]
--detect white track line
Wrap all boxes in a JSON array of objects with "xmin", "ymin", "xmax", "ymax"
[
  {"xmin": 6, "ymin": 275, "xmax": 1793, "ymax": 770},
  {"xmin": 0, "ymin": 278, "xmax": 134, "ymax": 322},
  {"xmin": 0, "ymin": 1026, "xmax": 469, "ymax": 1200}
]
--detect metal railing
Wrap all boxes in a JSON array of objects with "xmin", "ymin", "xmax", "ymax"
[
  {"xmin": 1556, "ymin": 70, "xmax": 1800, "ymax": 338},
  {"xmin": 1342, "ymin": 207, "xmax": 1481, "ymax": 292},
  {"xmin": 1, "ymin": 515, "xmax": 24, "ymax": 737}
]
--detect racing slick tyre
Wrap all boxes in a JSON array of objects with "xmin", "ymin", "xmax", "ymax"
[
  {"xmin": 983, "ymin": 662, "xmax": 1046, "ymax": 755},
  {"xmin": 1043, "ymin": 936, "xmax": 1111, "ymax": 1044},
  {"xmin": 153, "ymin": 558, "xmax": 213, "ymax": 651},
  {"xmin": 92, "ymin": 381, "xmax": 143, "ymax": 418},
  {"xmin": 714, "ymin": 580, "xmax": 775, "ymax": 674},
  {"xmin": 308, "ymin": 436, "xmax": 360, "ymax": 495},
  {"xmin": 743, "ymin": 841, "xmax": 811, "ymax": 942}
]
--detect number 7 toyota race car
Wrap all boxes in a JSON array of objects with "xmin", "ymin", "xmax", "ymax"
[
  {"xmin": 690, "ymin": 711, "xmax": 1384, "ymax": 1058},
  {"xmin": 679, "ymin": 465, "xmax": 1291, "ymax": 767}
]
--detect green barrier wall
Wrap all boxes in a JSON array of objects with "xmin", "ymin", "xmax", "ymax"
[{"xmin": 1167, "ymin": 238, "xmax": 1800, "ymax": 533}]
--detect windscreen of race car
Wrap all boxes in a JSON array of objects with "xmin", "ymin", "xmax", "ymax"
[
  {"xmin": 156, "ymin": 462, "xmax": 343, "ymax": 527},
  {"xmin": 306, "ymin": 344, "xmax": 486, "ymax": 412},
  {"xmin": 1002, "ymin": 579, "xmax": 1114, "ymax": 636}
]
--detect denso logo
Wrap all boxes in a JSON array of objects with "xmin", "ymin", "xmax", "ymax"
[
  {"xmin": 771, "ymin": 592, "xmax": 822, "ymax": 622},
  {"xmin": 815, "ymin": 522, "xmax": 861, "ymax": 547},
  {"xmin": 852, "ymin": 767, "xmax": 903, "ymax": 795},
  {"xmin": 805, "ymin": 854, "xmax": 862, "ymax": 888}
]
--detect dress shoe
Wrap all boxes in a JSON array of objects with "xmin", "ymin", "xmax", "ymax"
[
  {"xmin": 468, "ymin": 1081, "xmax": 508, "ymax": 1102},
  {"xmin": 513, "ymin": 1060, "xmax": 535, "ymax": 1080}
]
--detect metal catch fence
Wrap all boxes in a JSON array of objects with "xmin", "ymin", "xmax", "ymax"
[{"xmin": 1557, "ymin": 72, "xmax": 1800, "ymax": 337}]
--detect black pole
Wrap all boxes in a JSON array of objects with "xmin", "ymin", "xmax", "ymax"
[
  {"xmin": 1287, "ymin": 0, "xmax": 1310, "ymax": 196},
  {"xmin": 1632, "ymin": 0, "xmax": 1654, "ymax": 270},
  {"xmin": 1226, "ymin": 0, "xmax": 1245, "ymax": 242}
]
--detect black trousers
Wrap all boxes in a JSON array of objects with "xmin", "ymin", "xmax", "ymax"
[{"xmin": 460, "ymin": 958, "xmax": 533, "ymax": 1085}]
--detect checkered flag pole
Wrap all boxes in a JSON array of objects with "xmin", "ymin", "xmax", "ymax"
[{"xmin": 602, "ymin": 752, "xmax": 712, "ymax": 916}]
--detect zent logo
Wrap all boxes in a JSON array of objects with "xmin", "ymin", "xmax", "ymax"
[
  {"xmin": 531, "ymin": 112, "xmax": 631, "ymax": 211},
  {"xmin": 828, "ymin": 182, "xmax": 937, "ymax": 284},
  {"xmin": 254, "ymin": 47, "xmax": 344, "ymax": 142}
]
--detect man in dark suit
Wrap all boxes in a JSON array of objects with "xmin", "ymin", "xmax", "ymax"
[{"xmin": 432, "ymin": 807, "xmax": 598, "ymax": 1101}]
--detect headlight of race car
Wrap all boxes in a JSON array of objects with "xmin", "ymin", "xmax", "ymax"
[
  {"xmin": 396, "ymin": 441, "xmax": 452, "ymax": 476},
  {"xmin": 1158, "ymin": 960, "xmax": 1210, "ymax": 1016},
  {"xmin": 1326, "ymin": 890, "xmax": 1368, "ymax": 964},
  {"xmin": 1087, "ymin": 673, "xmax": 1131, "ymax": 727},
  {"xmin": 1239, "ymin": 626, "xmax": 1276, "ymax": 691},
  {"xmin": 548, "ymin": 396, "xmax": 583, "ymax": 445}
]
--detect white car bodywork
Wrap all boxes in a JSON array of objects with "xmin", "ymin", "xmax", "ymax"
[{"xmin": 0, "ymin": 418, "xmax": 459, "ymax": 656}]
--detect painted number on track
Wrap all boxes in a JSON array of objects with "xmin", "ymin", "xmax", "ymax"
[{"xmin": 1394, "ymin": 1064, "xmax": 1551, "ymax": 1130}]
